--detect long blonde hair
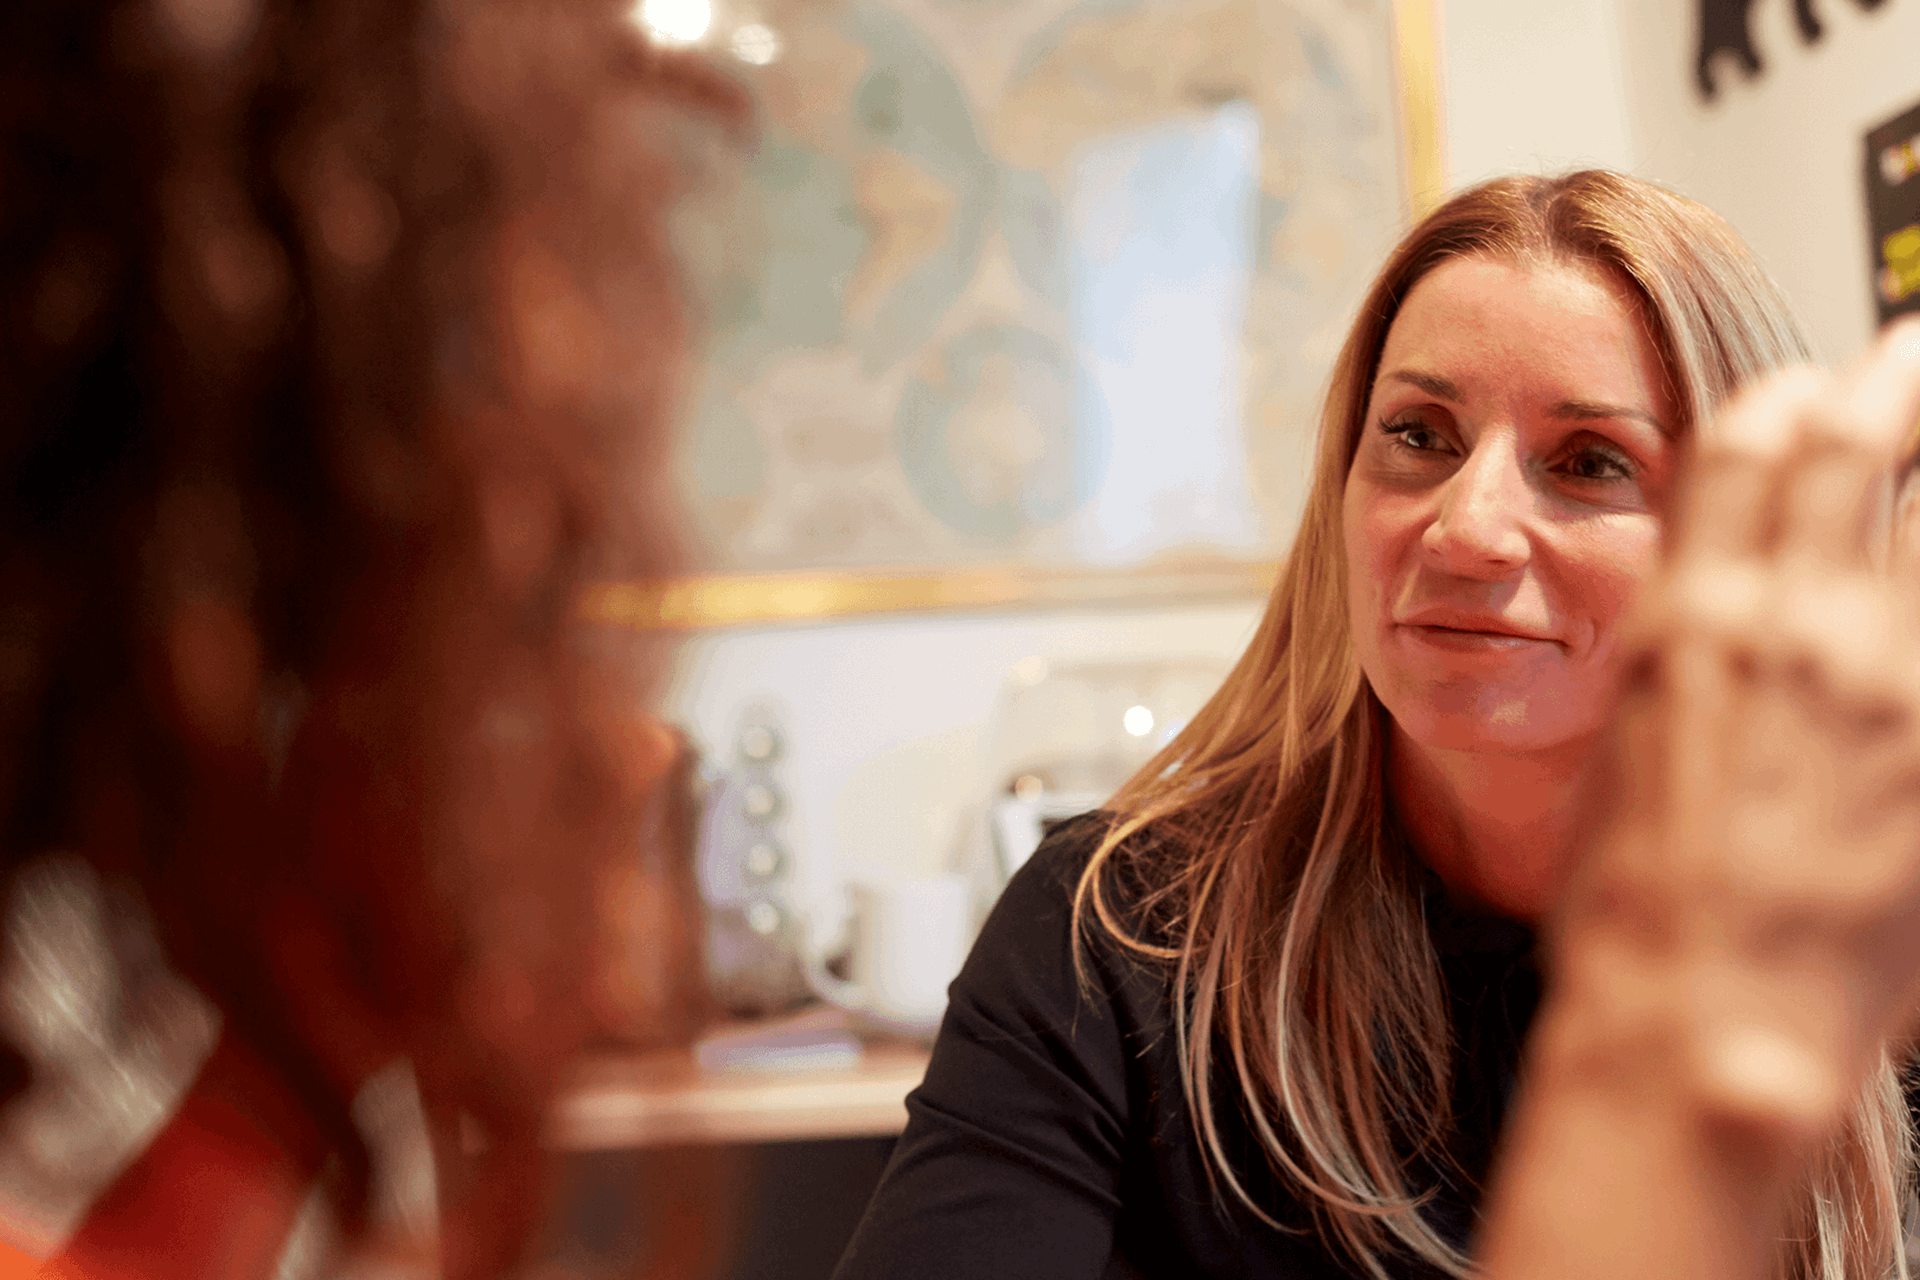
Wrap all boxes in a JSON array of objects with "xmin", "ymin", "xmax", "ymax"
[{"xmin": 1075, "ymin": 170, "xmax": 1911, "ymax": 1279}]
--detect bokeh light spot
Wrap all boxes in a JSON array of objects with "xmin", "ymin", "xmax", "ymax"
[
  {"xmin": 730, "ymin": 22, "xmax": 783, "ymax": 65},
  {"xmin": 634, "ymin": 0, "xmax": 712, "ymax": 45}
]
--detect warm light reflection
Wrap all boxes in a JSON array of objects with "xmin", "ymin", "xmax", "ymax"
[
  {"xmin": 1123, "ymin": 705, "xmax": 1154, "ymax": 737},
  {"xmin": 633, "ymin": 0, "xmax": 712, "ymax": 45}
]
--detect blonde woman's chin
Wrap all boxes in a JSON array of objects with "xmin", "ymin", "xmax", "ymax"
[{"xmin": 1381, "ymin": 688, "xmax": 1610, "ymax": 762}]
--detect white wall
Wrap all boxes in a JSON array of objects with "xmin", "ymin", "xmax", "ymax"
[
  {"xmin": 659, "ymin": 600, "xmax": 1262, "ymax": 922},
  {"xmin": 1439, "ymin": 0, "xmax": 1917, "ymax": 362},
  {"xmin": 1439, "ymin": 0, "xmax": 1637, "ymax": 187},
  {"xmin": 1431, "ymin": 0, "xmax": 1915, "ymax": 365},
  {"xmin": 1615, "ymin": 0, "xmax": 1920, "ymax": 363}
]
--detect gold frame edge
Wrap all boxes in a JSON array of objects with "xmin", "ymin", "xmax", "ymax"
[
  {"xmin": 1393, "ymin": 0, "xmax": 1447, "ymax": 220},
  {"xmin": 584, "ymin": 560, "xmax": 1280, "ymax": 631}
]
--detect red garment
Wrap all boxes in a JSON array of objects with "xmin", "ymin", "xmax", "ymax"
[
  {"xmin": 0, "ymin": 1241, "xmax": 38, "ymax": 1280},
  {"xmin": 23, "ymin": 1031, "xmax": 331, "ymax": 1280}
]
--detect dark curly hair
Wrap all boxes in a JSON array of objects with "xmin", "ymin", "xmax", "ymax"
[{"xmin": 0, "ymin": 0, "xmax": 739, "ymax": 1272}]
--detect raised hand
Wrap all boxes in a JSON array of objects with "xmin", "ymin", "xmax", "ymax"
[
  {"xmin": 1481, "ymin": 321, "xmax": 1920, "ymax": 1280},
  {"xmin": 1563, "ymin": 322, "xmax": 1920, "ymax": 1137}
]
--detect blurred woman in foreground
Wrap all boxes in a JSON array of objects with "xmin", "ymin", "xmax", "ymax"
[{"xmin": 0, "ymin": 0, "xmax": 733, "ymax": 1275}]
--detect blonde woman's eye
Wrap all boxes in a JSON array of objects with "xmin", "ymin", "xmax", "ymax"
[
  {"xmin": 1381, "ymin": 417, "xmax": 1446, "ymax": 453},
  {"xmin": 1562, "ymin": 446, "xmax": 1635, "ymax": 481}
]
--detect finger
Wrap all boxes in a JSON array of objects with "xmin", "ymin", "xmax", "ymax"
[
  {"xmin": 1839, "ymin": 317, "xmax": 1920, "ymax": 455},
  {"xmin": 1775, "ymin": 436, "xmax": 1884, "ymax": 568},
  {"xmin": 1773, "ymin": 325, "xmax": 1920, "ymax": 568},
  {"xmin": 1856, "ymin": 323, "xmax": 1920, "ymax": 573},
  {"xmin": 1764, "ymin": 569, "xmax": 1909, "ymax": 707},
  {"xmin": 1697, "ymin": 365, "xmax": 1831, "ymax": 458},
  {"xmin": 1888, "ymin": 470, "xmax": 1920, "ymax": 575},
  {"xmin": 1682, "ymin": 368, "xmax": 1829, "ymax": 563},
  {"xmin": 1666, "ymin": 556, "xmax": 1768, "ymax": 638},
  {"xmin": 1663, "ymin": 629, "xmax": 1740, "ymax": 878},
  {"xmin": 1677, "ymin": 452, "xmax": 1776, "ymax": 566}
]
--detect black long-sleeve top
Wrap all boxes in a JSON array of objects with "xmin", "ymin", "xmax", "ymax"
[{"xmin": 832, "ymin": 814, "xmax": 1543, "ymax": 1280}]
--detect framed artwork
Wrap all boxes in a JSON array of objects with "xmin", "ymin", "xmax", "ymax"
[{"xmin": 594, "ymin": 0, "xmax": 1441, "ymax": 629}]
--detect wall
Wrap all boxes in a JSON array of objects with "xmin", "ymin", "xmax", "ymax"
[
  {"xmin": 659, "ymin": 600, "xmax": 1262, "ymax": 925},
  {"xmin": 1615, "ymin": 0, "xmax": 1920, "ymax": 362},
  {"xmin": 1438, "ymin": 0, "xmax": 1637, "ymax": 187},
  {"xmin": 1438, "ymin": 0, "xmax": 1920, "ymax": 363}
]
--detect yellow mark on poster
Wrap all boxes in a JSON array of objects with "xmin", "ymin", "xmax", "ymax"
[{"xmin": 1881, "ymin": 224, "xmax": 1920, "ymax": 304}]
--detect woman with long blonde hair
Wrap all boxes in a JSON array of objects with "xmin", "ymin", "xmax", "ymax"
[{"xmin": 834, "ymin": 169, "xmax": 1920, "ymax": 1280}]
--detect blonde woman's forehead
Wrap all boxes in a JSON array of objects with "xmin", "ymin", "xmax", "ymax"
[{"xmin": 1370, "ymin": 256, "xmax": 1675, "ymax": 435}]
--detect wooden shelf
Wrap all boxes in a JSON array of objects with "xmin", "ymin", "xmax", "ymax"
[{"xmin": 550, "ymin": 1016, "xmax": 932, "ymax": 1149}]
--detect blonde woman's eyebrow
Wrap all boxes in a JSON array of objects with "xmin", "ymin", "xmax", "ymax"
[
  {"xmin": 1380, "ymin": 369, "xmax": 1459, "ymax": 399},
  {"xmin": 1551, "ymin": 399, "xmax": 1672, "ymax": 437},
  {"xmin": 1380, "ymin": 373, "xmax": 1674, "ymax": 440}
]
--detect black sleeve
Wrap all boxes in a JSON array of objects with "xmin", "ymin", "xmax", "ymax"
[{"xmin": 831, "ymin": 818, "xmax": 1154, "ymax": 1280}]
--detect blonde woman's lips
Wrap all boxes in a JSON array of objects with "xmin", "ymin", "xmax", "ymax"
[
  {"xmin": 1399, "ymin": 625, "xmax": 1551, "ymax": 653},
  {"xmin": 1393, "ymin": 607, "xmax": 1559, "ymax": 651}
]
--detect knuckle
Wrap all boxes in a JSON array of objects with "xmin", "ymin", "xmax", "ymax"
[{"xmin": 1703, "ymin": 367, "xmax": 1831, "ymax": 460}]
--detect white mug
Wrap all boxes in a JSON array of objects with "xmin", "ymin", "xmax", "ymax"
[{"xmin": 807, "ymin": 873, "xmax": 973, "ymax": 1037}]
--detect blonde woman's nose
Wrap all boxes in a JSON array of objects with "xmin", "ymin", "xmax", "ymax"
[{"xmin": 1421, "ymin": 440, "xmax": 1531, "ymax": 576}]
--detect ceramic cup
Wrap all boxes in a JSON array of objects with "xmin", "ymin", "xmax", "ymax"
[{"xmin": 807, "ymin": 873, "xmax": 972, "ymax": 1037}]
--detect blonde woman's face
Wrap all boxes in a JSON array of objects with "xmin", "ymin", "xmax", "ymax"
[{"xmin": 1343, "ymin": 255, "xmax": 1678, "ymax": 758}]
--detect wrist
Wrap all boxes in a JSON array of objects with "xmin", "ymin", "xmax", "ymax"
[
  {"xmin": 1541, "ymin": 901, "xmax": 1862, "ymax": 1166},
  {"xmin": 1484, "ymin": 969, "xmax": 1809, "ymax": 1280}
]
